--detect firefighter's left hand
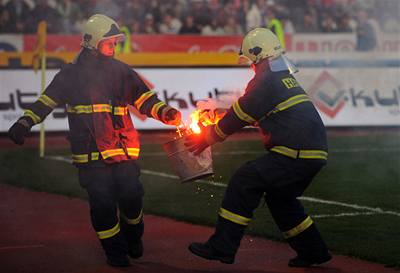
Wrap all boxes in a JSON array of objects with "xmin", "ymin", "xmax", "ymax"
[
  {"xmin": 162, "ymin": 106, "xmax": 182, "ymax": 126},
  {"xmin": 185, "ymin": 125, "xmax": 216, "ymax": 156}
]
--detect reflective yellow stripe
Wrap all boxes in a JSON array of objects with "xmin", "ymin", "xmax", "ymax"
[
  {"xmin": 91, "ymin": 152, "xmax": 99, "ymax": 161},
  {"xmin": 268, "ymin": 94, "xmax": 310, "ymax": 116},
  {"xmin": 93, "ymin": 104, "xmax": 112, "ymax": 113},
  {"xmin": 97, "ymin": 222, "xmax": 120, "ymax": 240},
  {"xmin": 299, "ymin": 150, "xmax": 328, "ymax": 160},
  {"xmin": 151, "ymin": 101, "xmax": 166, "ymax": 119},
  {"xmin": 24, "ymin": 110, "xmax": 41, "ymax": 124},
  {"xmin": 214, "ymin": 123, "xmax": 227, "ymax": 139},
  {"xmin": 113, "ymin": 106, "xmax": 127, "ymax": 115},
  {"xmin": 38, "ymin": 94, "xmax": 57, "ymax": 108},
  {"xmin": 121, "ymin": 210, "xmax": 143, "ymax": 225},
  {"xmin": 232, "ymin": 101, "xmax": 256, "ymax": 124},
  {"xmin": 101, "ymin": 148, "xmax": 126, "ymax": 159},
  {"xmin": 270, "ymin": 146, "xmax": 328, "ymax": 160},
  {"xmin": 126, "ymin": 148, "xmax": 140, "ymax": 157},
  {"xmin": 72, "ymin": 154, "xmax": 89, "ymax": 163},
  {"xmin": 67, "ymin": 104, "xmax": 128, "ymax": 115},
  {"xmin": 134, "ymin": 90, "xmax": 155, "ymax": 110},
  {"xmin": 283, "ymin": 216, "xmax": 313, "ymax": 239},
  {"xmin": 219, "ymin": 208, "xmax": 251, "ymax": 226}
]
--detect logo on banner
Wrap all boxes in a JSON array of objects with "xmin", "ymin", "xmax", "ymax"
[{"xmin": 308, "ymin": 71, "xmax": 347, "ymax": 118}]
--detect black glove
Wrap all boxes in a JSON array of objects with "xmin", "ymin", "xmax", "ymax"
[
  {"xmin": 161, "ymin": 106, "xmax": 182, "ymax": 126},
  {"xmin": 8, "ymin": 120, "xmax": 30, "ymax": 145},
  {"xmin": 185, "ymin": 124, "xmax": 217, "ymax": 156}
]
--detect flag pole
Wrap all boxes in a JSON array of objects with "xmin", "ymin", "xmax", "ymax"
[{"xmin": 37, "ymin": 21, "xmax": 47, "ymax": 158}]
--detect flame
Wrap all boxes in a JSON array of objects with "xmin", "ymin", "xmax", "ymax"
[{"xmin": 187, "ymin": 109, "xmax": 227, "ymax": 135}]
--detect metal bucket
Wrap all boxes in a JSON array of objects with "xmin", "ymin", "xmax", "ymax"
[{"xmin": 163, "ymin": 137, "xmax": 214, "ymax": 183}]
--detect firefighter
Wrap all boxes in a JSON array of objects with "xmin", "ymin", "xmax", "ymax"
[
  {"xmin": 8, "ymin": 14, "xmax": 181, "ymax": 267},
  {"xmin": 185, "ymin": 28, "xmax": 331, "ymax": 267}
]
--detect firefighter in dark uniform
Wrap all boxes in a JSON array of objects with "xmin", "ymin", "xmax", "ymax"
[
  {"xmin": 186, "ymin": 28, "xmax": 331, "ymax": 267},
  {"xmin": 8, "ymin": 14, "xmax": 181, "ymax": 267}
]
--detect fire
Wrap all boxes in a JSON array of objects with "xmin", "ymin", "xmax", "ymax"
[{"xmin": 186, "ymin": 109, "xmax": 227, "ymax": 135}]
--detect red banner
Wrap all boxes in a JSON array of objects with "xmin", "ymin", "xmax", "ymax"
[{"xmin": 24, "ymin": 34, "xmax": 244, "ymax": 53}]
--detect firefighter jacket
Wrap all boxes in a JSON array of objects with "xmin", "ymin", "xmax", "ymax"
[
  {"xmin": 21, "ymin": 48, "xmax": 172, "ymax": 165},
  {"xmin": 211, "ymin": 58, "xmax": 328, "ymax": 161}
]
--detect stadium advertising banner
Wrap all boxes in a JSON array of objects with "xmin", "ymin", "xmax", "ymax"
[
  {"xmin": 0, "ymin": 67, "xmax": 399, "ymax": 132},
  {"xmin": 0, "ymin": 33, "xmax": 398, "ymax": 53}
]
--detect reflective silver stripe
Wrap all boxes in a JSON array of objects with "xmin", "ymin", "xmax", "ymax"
[
  {"xmin": 121, "ymin": 210, "xmax": 143, "ymax": 225},
  {"xmin": 219, "ymin": 208, "xmax": 251, "ymax": 226},
  {"xmin": 299, "ymin": 150, "xmax": 328, "ymax": 160},
  {"xmin": 97, "ymin": 223, "xmax": 120, "ymax": 240},
  {"xmin": 283, "ymin": 216, "xmax": 313, "ymax": 239},
  {"xmin": 72, "ymin": 154, "xmax": 89, "ymax": 163},
  {"xmin": 267, "ymin": 94, "xmax": 310, "ymax": 116},
  {"xmin": 232, "ymin": 101, "xmax": 256, "ymax": 124},
  {"xmin": 101, "ymin": 149, "xmax": 126, "ymax": 159}
]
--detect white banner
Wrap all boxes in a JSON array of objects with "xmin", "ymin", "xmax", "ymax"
[
  {"xmin": 0, "ymin": 35, "xmax": 23, "ymax": 52},
  {"xmin": 0, "ymin": 67, "xmax": 399, "ymax": 132}
]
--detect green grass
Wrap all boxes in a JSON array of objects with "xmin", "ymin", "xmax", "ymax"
[{"xmin": 0, "ymin": 133, "xmax": 399, "ymax": 267}]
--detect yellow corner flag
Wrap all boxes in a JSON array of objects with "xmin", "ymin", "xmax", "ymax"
[
  {"xmin": 32, "ymin": 21, "xmax": 47, "ymax": 73},
  {"xmin": 32, "ymin": 21, "xmax": 47, "ymax": 158}
]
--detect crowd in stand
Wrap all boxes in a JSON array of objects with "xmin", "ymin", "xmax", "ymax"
[{"xmin": 0, "ymin": 0, "xmax": 399, "ymax": 35}]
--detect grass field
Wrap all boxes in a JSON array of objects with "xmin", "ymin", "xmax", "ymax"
[{"xmin": 0, "ymin": 132, "xmax": 399, "ymax": 267}]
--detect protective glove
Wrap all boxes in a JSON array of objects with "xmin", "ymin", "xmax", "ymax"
[
  {"xmin": 185, "ymin": 124, "xmax": 218, "ymax": 156},
  {"xmin": 8, "ymin": 119, "xmax": 31, "ymax": 145},
  {"xmin": 161, "ymin": 106, "xmax": 182, "ymax": 126}
]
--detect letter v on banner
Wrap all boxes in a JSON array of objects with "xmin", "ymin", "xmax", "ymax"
[{"xmin": 32, "ymin": 21, "xmax": 47, "ymax": 158}]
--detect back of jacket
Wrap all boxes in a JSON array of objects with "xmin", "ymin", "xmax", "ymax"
[{"xmin": 213, "ymin": 58, "xmax": 327, "ymax": 156}]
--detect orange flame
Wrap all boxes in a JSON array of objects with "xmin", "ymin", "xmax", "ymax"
[{"xmin": 188, "ymin": 109, "xmax": 227, "ymax": 135}]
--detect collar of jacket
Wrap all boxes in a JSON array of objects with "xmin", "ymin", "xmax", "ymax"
[{"xmin": 77, "ymin": 48, "xmax": 113, "ymax": 67}]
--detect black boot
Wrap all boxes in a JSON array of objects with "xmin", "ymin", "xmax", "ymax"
[
  {"xmin": 100, "ymin": 233, "xmax": 130, "ymax": 267},
  {"xmin": 188, "ymin": 242, "xmax": 235, "ymax": 264},
  {"xmin": 128, "ymin": 239, "xmax": 143, "ymax": 259},
  {"xmin": 287, "ymin": 224, "xmax": 331, "ymax": 267}
]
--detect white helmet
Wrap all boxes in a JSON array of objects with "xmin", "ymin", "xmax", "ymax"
[{"xmin": 81, "ymin": 14, "xmax": 125, "ymax": 50}]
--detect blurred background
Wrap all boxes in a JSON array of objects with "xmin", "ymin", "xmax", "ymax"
[{"xmin": 0, "ymin": 0, "xmax": 399, "ymax": 269}]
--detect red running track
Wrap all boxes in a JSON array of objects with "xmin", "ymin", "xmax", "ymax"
[{"xmin": 0, "ymin": 184, "xmax": 397, "ymax": 273}]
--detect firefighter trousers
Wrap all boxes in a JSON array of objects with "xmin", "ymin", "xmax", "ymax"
[
  {"xmin": 78, "ymin": 160, "xmax": 144, "ymax": 259},
  {"xmin": 208, "ymin": 152, "xmax": 329, "ymax": 259}
]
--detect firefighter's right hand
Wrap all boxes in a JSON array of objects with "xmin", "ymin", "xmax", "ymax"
[{"xmin": 8, "ymin": 120, "xmax": 30, "ymax": 145}]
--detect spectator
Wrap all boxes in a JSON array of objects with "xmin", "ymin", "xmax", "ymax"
[
  {"xmin": 26, "ymin": 0, "xmax": 61, "ymax": 33},
  {"xmin": 337, "ymin": 13, "xmax": 355, "ymax": 32},
  {"xmin": 121, "ymin": 0, "xmax": 145, "ymax": 28},
  {"xmin": 0, "ymin": 8, "xmax": 14, "ymax": 33},
  {"xmin": 224, "ymin": 17, "xmax": 243, "ymax": 35},
  {"xmin": 143, "ymin": 13, "xmax": 157, "ymax": 34},
  {"xmin": 93, "ymin": 0, "xmax": 121, "ymax": 20},
  {"xmin": 4, "ymin": 0, "xmax": 31, "ymax": 33},
  {"xmin": 201, "ymin": 18, "xmax": 224, "ymax": 35},
  {"xmin": 189, "ymin": 0, "xmax": 211, "ymax": 29},
  {"xmin": 159, "ymin": 13, "xmax": 181, "ymax": 34},
  {"xmin": 55, "ymin": 0, "xmax": 82, "ymax": 33},
  {"xmin": 246, "ymin": 2, "xmax": 262, "ymax": 31},
  {"xmin": 355, "ymin": 9, "xmax": 377, "ymax": 51},
  {"xmin": 321, "ymin": 14, "xmax": 338, "ymax": 32},
  {"xmin": 179, "ymin": 14, "xmax": 201, "ymax": 34}
]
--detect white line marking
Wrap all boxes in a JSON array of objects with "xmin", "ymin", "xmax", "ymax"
[
  {"xmin": 47, "ymin": 156, "xmax": 400, "ymax": 217},
  {"xmin": 312, "ymin": 212, "xmax": 378, "ymax": 218},
  {"xmin": 0, "ymin": 245, "xmax": 44, "ymax": 251}
]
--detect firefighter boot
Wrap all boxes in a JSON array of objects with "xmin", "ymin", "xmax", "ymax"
[
  {"xmin": 100, "ymin": 233, "xmax": 130, "ymax": 267},
  {"xmin": 120, "ymin": 219, "xmax": 144, "ymax": 259},
  {"xmin": 287, "ymin": 224, "xmax": 331, "ymax": 267},
  {"xmin": 188, "ymin": 241, "xmax": 234, "ymax": 264},
  {"xmin": 189, "ymin": 217, "xmax": 243, "ymax": 264}
]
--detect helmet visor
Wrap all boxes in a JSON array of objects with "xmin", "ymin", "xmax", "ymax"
[{"xmin": 269, "ymin": 55, "xmax": 298, "ymax": 74}]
